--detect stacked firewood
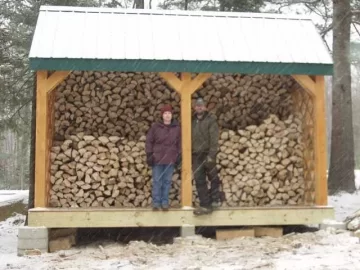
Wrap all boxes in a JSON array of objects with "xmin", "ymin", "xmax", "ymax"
[
  {"xmin": 54, "ymin": 72, "xmax": 294, "ymax": 140},
  {"xmin": 217, "ymin": 114, "xmax": 305, "ymax": 207},
  {"xmin": 49, "ymin": 72, "xmax": 306, "ymax": 208},
  {"xmin": 49, "ymin": 134, "xmax": 182, "ymax": 208}
]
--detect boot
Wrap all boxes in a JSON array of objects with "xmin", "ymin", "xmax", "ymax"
[
  {"xmin": 193, "ymin": 207, "xmax": 213, "ymax": 216},
  {"xmin": 211, "ymin": 201, "xmax": 221, "ymax": 209}
]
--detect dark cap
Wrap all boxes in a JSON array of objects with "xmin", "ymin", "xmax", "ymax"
[{"xmin": 195, "ymin": 98, "xmax": 205, "ymax": 106}]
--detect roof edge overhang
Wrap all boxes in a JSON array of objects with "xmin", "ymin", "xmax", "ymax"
[
  {"xmin": 29, "ymin": 58, "xmax": 333, "ymax": 76},
  {"xmin": 39, "ymin": 5, "xmax": 313, "ymax": 21}
]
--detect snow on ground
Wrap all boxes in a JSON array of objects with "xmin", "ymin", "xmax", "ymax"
[
  {"xmin": 328, "ymin": 170, "xmax": 360, "ymax": 221},
  {"xmin": 0, "ymin": 190, "xmax": 28, "ymax": 207},
  {"xmin": 0, "ymin": 216, "xmax": 359, "ymax": 270},
  {"xmin": 0, "ymin": 172, "xmax": 360, "ymax": 270},
  {"xmin": 329, "ymin": 190, "xmax": 360, "ymax": 221},
  {"xmin": 356, "ymin": 170, "xmax": 360, "ymax": 189}
]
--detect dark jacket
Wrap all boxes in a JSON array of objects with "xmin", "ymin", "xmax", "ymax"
[
  {"xmin": 145, "ymin": 120, "xmax": 181, "ymax": 165},
  {"xmin": 192, "ymin": 111, "xmax": 219, "ymax": 159}
]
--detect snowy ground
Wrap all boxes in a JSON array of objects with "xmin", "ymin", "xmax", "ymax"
[
  {"xmin": 328, "ymin": 170, "xmax": 360, "ymax": 221},
  {"xmin": 0, "ymin": 173, "xmax": 360, "ymax": 270},
  {"xmin": 1, "ymin": 214, "xmax": 360, "ymax": 270},
  {"xmin": 0, "ymin": 190, "xmax": 28, "ymax": 207}
]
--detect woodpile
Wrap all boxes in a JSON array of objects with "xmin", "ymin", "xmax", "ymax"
[
  {"xmin": 54, "ymin": 72, "xmax": 294, "ymax": 140},
  {"xmin": 54, "ymin": 72, "xmax": 180, "ymax": 141},
  {"xmin": 49, "ymin": 134, "xmax": 181, "ymax": 208},
  {"xmin": 50, "ymin": 71, "xmax": 307, "ymax": 208},
  {"xmin": 217, "ymin": 114, "xmax": 305, "ymax": 207},
  {"xmin": 195, "ymin": 74, "xmax": 295, "ymax": 130}
]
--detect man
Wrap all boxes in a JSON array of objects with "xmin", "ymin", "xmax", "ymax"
[{"xmin": 192, "ymin": 97, "xmax": 221, "ymax": 216}]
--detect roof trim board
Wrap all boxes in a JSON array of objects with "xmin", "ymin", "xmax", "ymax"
[{"xmin": 29, "ymin": 58, "xmax": 333, "ymax": 75}]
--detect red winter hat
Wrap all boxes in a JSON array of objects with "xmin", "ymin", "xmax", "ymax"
[{"xmin": 161, "ymin": 104, "xmax": 173, "ymax": 115}]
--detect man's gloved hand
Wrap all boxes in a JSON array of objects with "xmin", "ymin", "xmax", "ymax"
[{"xmin": 146, "ymin": 152, "xmax": 154, "ymax": 167}]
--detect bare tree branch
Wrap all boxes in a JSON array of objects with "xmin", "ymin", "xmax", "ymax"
[
  {"xmin": 353, "ymin": 22, "xmax": 360, "ymax": 38},
  {"xmin": 5, "ymin": 98, "xmax": 32, "ymax": 126}
]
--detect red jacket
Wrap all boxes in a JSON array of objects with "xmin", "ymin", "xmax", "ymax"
[{"xmin": 145, "ymin": 120, "xmax": 181, "ymax": 165}]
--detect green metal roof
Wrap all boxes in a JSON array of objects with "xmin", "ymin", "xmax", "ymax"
[{"xmin": 29, "ymin": 6, "xmax": 333, "ymax": 75}]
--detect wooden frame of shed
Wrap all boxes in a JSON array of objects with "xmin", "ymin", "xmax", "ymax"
[{"xmin": 28, "ymin": 6, "xmax": 334, "ymax": 228}]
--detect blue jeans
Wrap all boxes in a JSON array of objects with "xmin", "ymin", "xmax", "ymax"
[{"xmin": 152, "ymin": 164, "xmax": 175, "ymax": 208}]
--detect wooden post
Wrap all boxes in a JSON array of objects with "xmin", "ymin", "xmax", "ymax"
[
  {"xmin": 292, "ymin": 74, "xmax": 328, "ymax": 206},
  {"xmin": 314, "ymin": 75, "xmax": 328, "ymax": 205},
  {"xmin": 159, "ymin": 72, "xmax": 211, "ymax": 207},
  {"xmin": 35, "ymin": 71, "xmax": 48, "ymax": 208},
  {"xmin": 34, "ymin": 70, "xmax": 70, "ymax": 208}
]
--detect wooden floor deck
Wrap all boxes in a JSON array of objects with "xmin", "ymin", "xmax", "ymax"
[{"xmin": 28, "ymin": 206, "xmax": 334, "ymax": 228}]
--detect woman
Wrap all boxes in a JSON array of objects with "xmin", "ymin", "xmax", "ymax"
[{"xmin": 145, "ymin": 104, "xmax": 181, "ymax": 211}]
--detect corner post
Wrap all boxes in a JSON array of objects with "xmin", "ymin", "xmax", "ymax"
[
  {"xmin": 314, "ymin": 75, "xmax": 328, "ymax": 205},
  {"xmin": 34, "ymin": 70, "xmax": 70, "ymax": 208},
  {"xmin": 35, "ymin": 71, "xmax": 49, "ymax": 207}
]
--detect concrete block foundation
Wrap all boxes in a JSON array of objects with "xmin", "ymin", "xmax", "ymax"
[{"xmin": 17, "ymin": 226, "xmax": 48, "ymax": 256}]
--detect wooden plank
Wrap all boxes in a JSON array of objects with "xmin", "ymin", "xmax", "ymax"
[
  {"xmin": 28, "ymin": 206, "xmax": 334, "ymax": 228},
  {"xmin": 292, "ymin": 75, "xmax": 316, "ymax": 97},
  {"xmin": 35, "ymin": 71, "xmax": 48, "ymax": 208},
  {"xmin": 254, "ymin": 227, "xmax": 283, "ymax": 238},
  {"xmin": 46, "ymin": 71, "xmax": 70, "ymax": 93},
  {"xmin": 314, "ymin": 76, "xmax": 328, "ymax": 205},
  {"xmin": 159, "ymin": 72, "xmax": 182, "ymax": 92},
  {"xmin": 216, "ymin": 228, "xmax": 255, "ymax": 240}
]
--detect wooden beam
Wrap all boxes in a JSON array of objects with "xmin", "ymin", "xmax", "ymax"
[
  {"xmin": 181, "ymin": 72, "xmax": 191, "ymax": 82},
  {"xmin": 188, "ymin": 73, "xmax": 212, "ymax": 94},
  {"xmin": 28, "ymin": 206, "xmax": 334, "ymax": 228},
  {"xmin": 35, "ymin": 71, "xmax": 48, "ymax": 207},
  {"xmin": 292, "ymin": 75, "xmax": 316, "ymax": 97},
  {"xmin": 159, "ymin": 72, "xmax": 182, "ymax": 92},
  {"xmin": 46, "ymin": 71, "xmax": 71, "ymax": 93},
  {"xmin": 35, "ymin": 70, "xmax": 70, "ymax": 208},
  {"xmin": 314, "ymin": 75, "xmax": 328, "ymax": 205}
]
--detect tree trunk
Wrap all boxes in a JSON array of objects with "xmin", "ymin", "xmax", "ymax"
[
  {"xmin": 328, "ymin": 0, "xmax": 356, "ymax": 194},
  {"xmin": 219, "ymin": 0, "xmax": 225, "ymax": 11},
  {"xmin": 184, "ymin": 0, "xmax": 188, "ymax": 10},
  {"xmin": 25, "ymin": 73, "xmax": 36, "ymax": 226},
  {"xmin": 134, "ymin": 0, "xmax": 144, "ymax": 9}
]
